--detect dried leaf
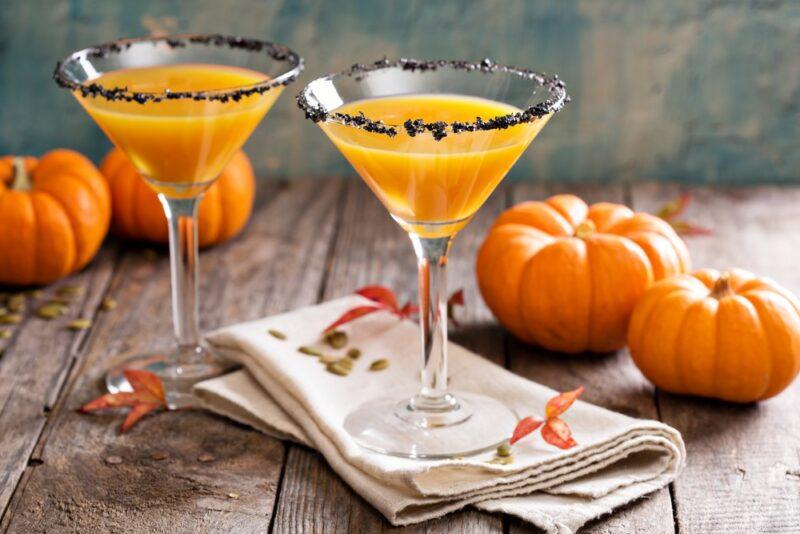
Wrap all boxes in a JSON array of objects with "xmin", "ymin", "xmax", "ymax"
[
  {"xmin": 655, "ymin": 193, "xmax": 712, "ymax": 237},
  {"xmin": 545, "ymin": 386, "xmax": 584, "ymax": 419},
  {"xmin": 509, "ymin": 416, "xmax": 544, "ymax": 445},
  {"xmin": 356, "ymin": 285, "xmax": 399, "ymax": 309},
  {"xmin": 78, "ymin": 369, "xmax": 166, "ymax": 433},
  {"xmin": 668, "ymin": 220, "xmax": 713, "ymax": 236},
  {"xmin": 541, "ymin": 417, "xmax": 577, "ymax": 449},
  {"xmin": 324, "ymin": 304, "xmax": 382, "ymax": 333},
  {"xmin": 447, "ymin": 289, "xmax": 465, "ymax": 327}
]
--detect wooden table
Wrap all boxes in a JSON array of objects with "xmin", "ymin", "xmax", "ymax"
[{"xmin": 0, "ymin": 180, "xmax": 798, "ymax": 533}]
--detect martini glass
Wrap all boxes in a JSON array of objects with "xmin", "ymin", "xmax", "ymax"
[
  {"xmin": 298, "ymin": 58, "xmax": 568, "ymax": 458},
  {"xmin": 54, "ymin": 35, "xmax": 303, "ymax": 408}
]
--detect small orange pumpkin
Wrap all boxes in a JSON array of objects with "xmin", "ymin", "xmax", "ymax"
[
  {"xmin": 100, "ymin": 148, "xmax": 256, "ymax": 248},
  {"xmin": 0, "ymin": 150, "xmax": 111, "ymax": 285},
  {"xmin": 477, "ymin": 194, "xmax": 690, "ymax": 353},
  {"xmin": 628, "ymin": 268, "xmax": 800, "ymax": 402}
]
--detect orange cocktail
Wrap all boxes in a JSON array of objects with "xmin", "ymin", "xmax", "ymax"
[
  {"xmin": 321, "ymin": 94, "xmax": 550, "ymax": 236},
  {"xmin": 77, "ymin": 64, "xmax": 281, "ymax": 197}
]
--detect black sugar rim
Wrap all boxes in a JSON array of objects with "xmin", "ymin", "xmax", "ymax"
[
  {"xmin": 53, "ymin": 34, "xmax": 304, "ymax": 104},
  {"xmin": 296, "ymin": 58, "xmax": 569, "ymax": 140}
]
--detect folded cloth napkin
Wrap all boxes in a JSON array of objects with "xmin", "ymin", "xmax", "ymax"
[{"xmin": 195, "ymin": 296, "xmax": 685, "ymax": 533}]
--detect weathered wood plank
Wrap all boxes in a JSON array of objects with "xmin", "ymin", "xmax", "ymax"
[
  {"xmin": 1, "ymin": 180, "xmax": 344, "ymax": 533},
  {"xmin": 272, "ymin": 181, "xmax": 509, "ymax": 532},
  {"xmin": 507, "ymin": 183, "xmax": 674, "ymax": 534},
  {"xmin": 0, "ymin": 245, "xmax": 118, "ymax": 519},
  {"xmin": 631, "ymin": 183, "xmax": 800, "ymax": 534}
]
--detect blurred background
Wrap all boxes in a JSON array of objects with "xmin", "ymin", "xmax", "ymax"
[{"xmin": 1, "ymin": 0, "xmax": 797, "ymax": 184}]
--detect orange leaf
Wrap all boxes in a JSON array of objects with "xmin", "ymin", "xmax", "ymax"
[
  {"xmin": 121, "ymin": 403, "xmax": 161, "ymax": 433},
  {"xmin": 447, "ymin": 289, "xmax": 465, "ymax": 327},
  {"xmin": 541, "ymin": 417, "xmax": 577, "ymax": 449},
  {"xmin": 656, "ymin": 192, "xmax": 691, "ymax": 221},
  {"xmin": 545, "ymin": 386, "xmax": 584, "ymax": 419},
  {"xmin": 123, "ymin": 369, "xmax": 165, "ymax": 404},
  {"xmin": 509, "ymin": 416, "xmax": 544, "ymax": 445},
  {"xmin": 324, "ymin": 304, "xmax": 382, "ymax": 333},
  {"xmin": 79, "ymin": 392, "xmax": 141, "ymax": 412},
  {"xmin": 397, "ymin": 302, "xmax": 419, "ymax": 318},
  {"xmin": 668, "ymin": 220, "xmax": 713, "ymax": 237},
  {"xmin": 356, "ymin": 286, "xmax": 399, "ymax": 310}
]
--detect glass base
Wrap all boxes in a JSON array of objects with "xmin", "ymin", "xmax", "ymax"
[
  {"xmin": 343, "ymin": 391, "xmax": 517, "ymax": 459},
  {"xmin": 105, "ymin": 345, "xmax": 228, "ymax": 409}
]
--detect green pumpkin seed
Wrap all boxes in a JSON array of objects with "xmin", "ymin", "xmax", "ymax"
[
  {"xmin": 298, "ymin": 346, "xmax": 323, "ymax": 357},
  {"xmin": 318, "ymin": 354, "xmax": 340, "ymax": 364},
  {"xmin": 100, "ymin": 297, "xmax": 117, "ymax": 311},
  {"xmin": 7, "ymin": 295, "xmax": 25, "ymax": 313},
  {"xmin": 0, "ymin": 314, "xmax": 22, "ymax": 325},
  {"xmin": 369, "ymin": 359, "xmax": 389, "ymax": 371},
  {"xmin": 0, "ymin": 329, "xmax": 11, "ymax": 340},
  {"xmin": 496, "ymin": 443, "xmax": 512, "ymax": 457},
  {"xmin": 324, "ymin": 330, "xmax": 348, "ymax": 349},
  {"xmin": 337, "ymin": 357, "xmax": 355, "ymax": 370},
  {"xmin": 57, "ymin": 285, "xmax": 83, "ymax": 298},
  {"xmin": 25, "ymin": 289, "xmax": 43, "ymax": 299},
  {"xmin": 0, "ymin": 307, "xmax": 7, "ymax": 316},
  {"xmin": 326, "ymin": 362, "xmax": 351, "ymax": 376},
  {"xmin": 37, "ymin": 304, "xmax": 67, "ymax": 320},
  {"xmin": 67, "ymin": 318, "xmax": 92, "ymax": 331},
  {"xmin": 487, "ymin": 456, "xmax": 514, "ymax": 465},
  {"xmin": 268, "ymin": 329, "xmax": 287, "ymax": 340},
  {"xmin": 346, "ymin": 348, "xmax": 361, "ymax": 359}
]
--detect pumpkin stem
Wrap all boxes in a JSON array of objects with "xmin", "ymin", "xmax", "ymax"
[
  {"xmin": 575, "ymin": 219, "xmax": 596, "ymax": 239},
  {"xmin": 710, "ymin": 272, "xmax": 734, "ymax": 299},
  {"xmin": 11, "ymin": 157, "xmax": 32, "ymax": 192}
]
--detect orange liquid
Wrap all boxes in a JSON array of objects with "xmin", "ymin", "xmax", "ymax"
[
  {"xmin": 321, "ymin": 94, "xmax": 550, "ymax": 236},
  {"xmin": 77, "ymin": 64, "xmax": 281, "ymax": 197}
]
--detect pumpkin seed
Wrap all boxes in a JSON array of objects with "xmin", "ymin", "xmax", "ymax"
[
  {"xmin": 268, "ymin": 329, "xmax": 287, "ymax": 340},
  {"xmin": 0, "ymin": 314, "xmax": 22, "ymax": 325},
  {"xmin": 67, "ymin": 318, "xmax": 92, "ymax": 331},
  {"xmin": 7, "ymin": 294, "xmax": 24, "ymax": 313},
  {"xmin": 346, "ymin": 348, "xmax": 361, "ymax": 359},
  {"xmin": 326, "ymin": 362, "xmax": 351, "ymax": 376},
  {"xmin": 100, "ymin": 297, "xmax": 117, "ymax": 311},
  {"xmin": 487, "ymin": 456, "xmax": 514, "ymax": 465},
  {"xmin": 0, "ymin": 307, "xmax": 7, "ymax": 316},
  {"xmin": 227, "ymin": 492, "xmax": 240, "ymax": 500},
  {"xmin": 369, "ymin": 359, "xmax": 389, "ymax": 371},
  {"xmin": 57, "ymin": 285, "xmax": 84, "ymax": 298},
  {"xmin": 324, "ymin": 330, "xmax": 348, "ymax": 349},
  {"xmin": 298, "ymin": 346, "xmax": 323, "ymax": 357},
  {"xmin": 337, "ymin": 357, "xmax": 355, "ymax": 370},
  {"xmin": 25, "ymin": 289, "xmax": 43, "ymax": 299},
  {"xmin": 37, "ymin": 304, "xmax": 67, "ymax": 320},
  {"xmin": 496, "ymin": 443, "xmax": 512, "ymax": 457},
  {"xmin": 0, "ymin": 329, "xmax": 11, "ymax": 340},
  {"xmin": 318, "ymin": 354, "xmax": 340, "ymax": 364}
]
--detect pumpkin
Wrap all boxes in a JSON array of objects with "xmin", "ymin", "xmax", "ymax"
[
  {"xmin": 0, "ymin": 150, "xmax": 111, "ymax": 285},
  {"xmin": 100, "ymin": 148, "xmax": 256, "ymax": 248},
  {"xmin": 628, "ymin": 268, "xmax": 800, "ymax": 402},
  {"xmin": 476, "ymin": 194, "xmax": 690, "ymax": 353}
]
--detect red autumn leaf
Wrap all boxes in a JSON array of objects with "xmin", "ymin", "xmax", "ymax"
[
  {"xmin": 78, "ymin": 369, "xmax": 167, "ymax": 433},
  {"xmin": 397, "ymin": 302, "xmax": 419, "ymax": 318},
  {"xmin": 447, "ymin": 288, "xmax": 465, "ymax": 327},
  {"xmin": 324, "ymin": 304, "xmax": 383, "ymax": 333},
  {"xmin": 356, "ymin": 285, "xmax": 399, "ymax": 310},
  {"xmin": 509, "ymin": 416, "xmax": 544, "ymax": 445},
  {"xmin": 655, "ymin": 193, "xmax": 712, "ymax": 237},
  {"xmin": 545, "ymin": 386, "xmax": 584, "ymax": 419},
  {"xmin": 541, "ymin": 417, "xmax": 577, "ymax": 449}
]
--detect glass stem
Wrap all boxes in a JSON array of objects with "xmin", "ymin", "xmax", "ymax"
[
  {"xmin": 409, "ymin": 234, "xmax": 456, "ymax": 412},
  {"xmin": 158, "ymin": 194, "xmax": 202, "ymax": 355}
]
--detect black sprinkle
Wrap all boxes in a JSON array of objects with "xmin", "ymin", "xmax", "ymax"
[
  {"xmin": 54, "ymin": 34, "xmax": 304, "ymax": 103},
  {"xmin": 295, "ymin": 57, "xmax": 569, "ymax": 141}
]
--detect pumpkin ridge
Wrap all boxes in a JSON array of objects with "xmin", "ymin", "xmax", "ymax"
[
  {"xmin": 35, "ymin": 177, "xmax": 93, "ymax": 267},
  {"xmin": 630, "ymin": 284, "xmax": 686, "ymax": 378},
  {"xmin": 743, "ymin": 293, "xmax": 777, "ymax": 399},
  {"xmin": 673, "ymin": 296, "xmax": 707, "ymax": 394}
]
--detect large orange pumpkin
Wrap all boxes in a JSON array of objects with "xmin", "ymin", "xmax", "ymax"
[
  {"xmin": 477, "ymin": 194, "xmax": 690, "ymax": 353},
  {"xmin": 100, "ymin": 148, "xmax": 256, "ymax": 248},
  {"xmin": 628, "ymin": 268, "xmax": 800, "ymax": 402},
  {"xmin": 0, "ymin": 150, "xmax": 111, "ymax": 285}
]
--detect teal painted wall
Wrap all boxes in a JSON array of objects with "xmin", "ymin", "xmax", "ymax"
[{"xmin": 0, "ymin": 0, "xmax": 798, "ymax": 184}]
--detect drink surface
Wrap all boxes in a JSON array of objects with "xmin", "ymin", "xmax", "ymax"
[
  {"xmin": 321, "ymin": 94, "xmax": 550, "ymax": 236},
  {"xmin": 77, "ymin": 64, "xmax": 281, "ymax": 197}
]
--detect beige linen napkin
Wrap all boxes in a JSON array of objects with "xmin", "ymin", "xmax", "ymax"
[{"xmin": 195, "ymin": 296, "xmax": 685, "ymax": 533}]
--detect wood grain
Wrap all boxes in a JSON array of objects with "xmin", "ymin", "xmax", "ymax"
[
  {"xmin": 506, "ymin": 183, "xmax": 675, "ymax": 534},
  {"xmin": 271, "ymin": 181, "xmax": 510, "ymax": 533},
  {"xmin": 631, "ymin": 183, "xmax": 800, "ymax": 534},
  {"xmin": 1, "ymin": 180, "xmax": 343, "ymax": 533}
]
